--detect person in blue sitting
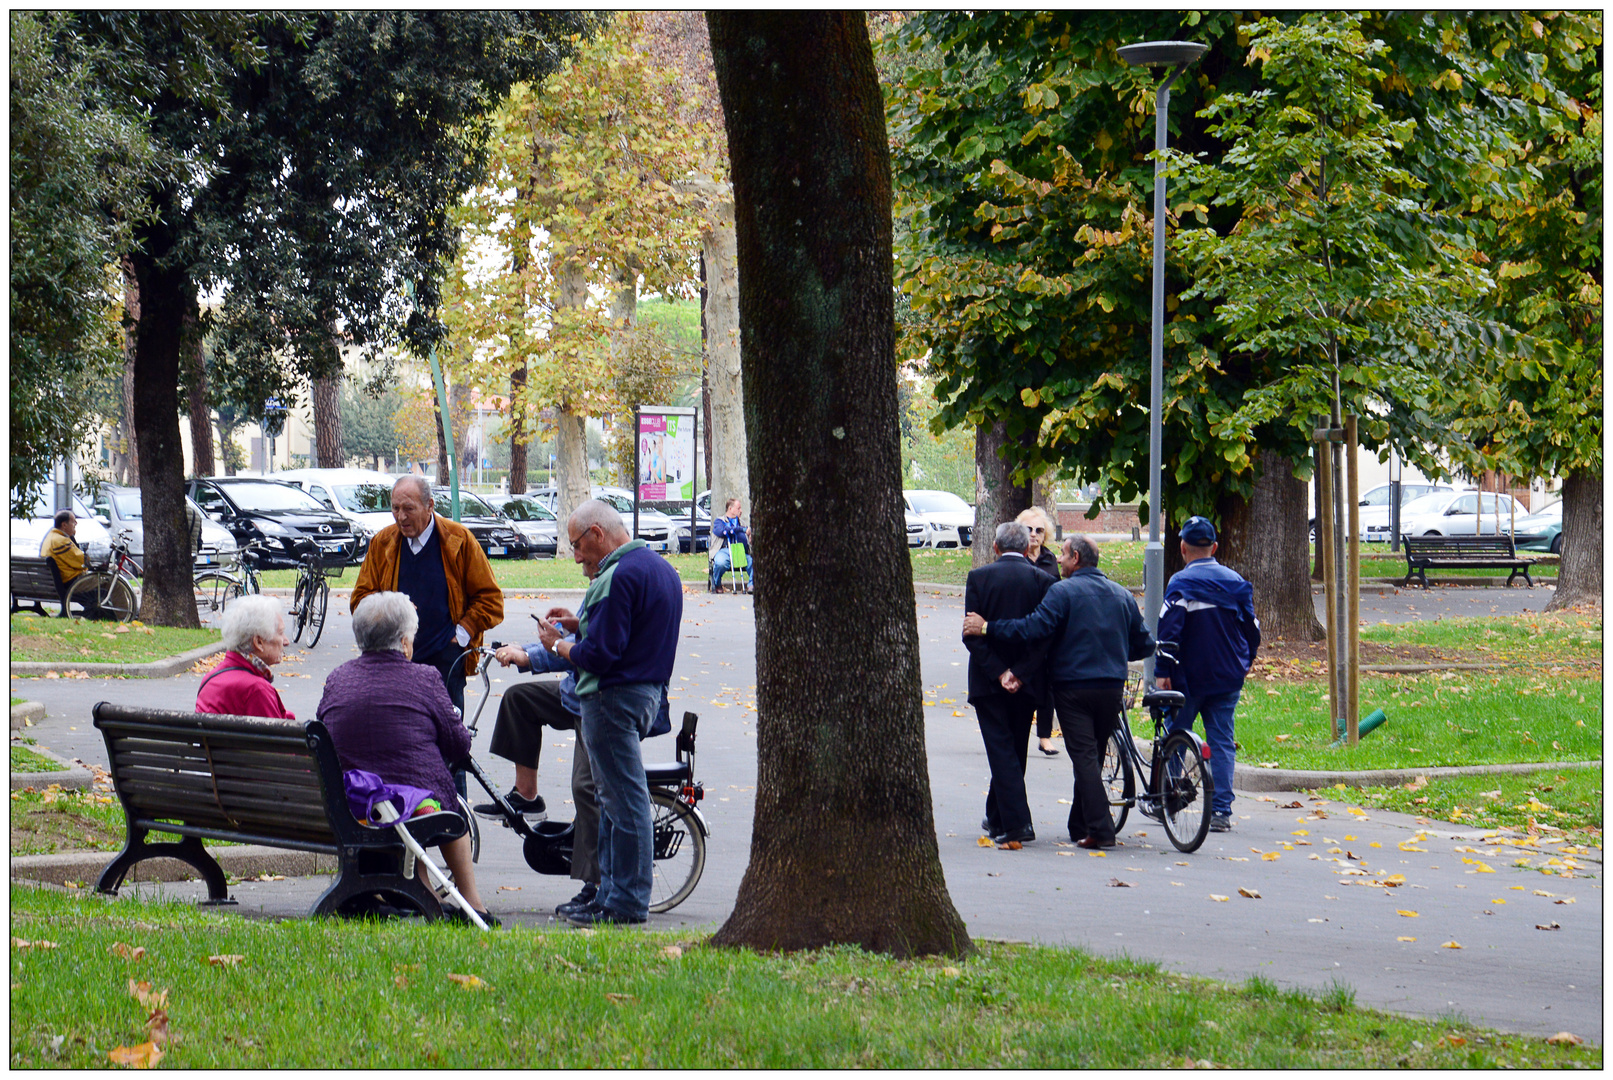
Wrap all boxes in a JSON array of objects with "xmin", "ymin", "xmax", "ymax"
[{"xmin": 709, "ymin": 496, "xmax": 754, "ymax": 592}]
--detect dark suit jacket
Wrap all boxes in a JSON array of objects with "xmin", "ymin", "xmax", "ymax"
[{"xmin": 963, "ymin": 553, "xmax": 1054, "ymax": 703}]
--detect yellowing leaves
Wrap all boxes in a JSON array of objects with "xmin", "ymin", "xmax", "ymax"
[
  {"xmin": 111, "ymin": 942, "xmax": 146, "ymax": 961},
  {"xmin": 1397, "ymin": 936, "xmax": 1417, "ymax": 942},
  {"xmin": 127, "ymin": 980, "xmax": 167, "ymax": 1011},
  {"xmin": 1237, "ymin": 887, "xmax": 1261, "ymax": 899},
  {"xmin": 1441, "ymin": 941, "xmax": 1464, "ymax": 949},
  {"xmin": 107, "ymin": 1041, "xmax": 163, "ymax": 1069},
  {"xmin": 1209, "ymin": 894, "xmax": 1230, "ymax": 903},
  {"xmin": 1397, "ymin": 910, "xmax": 1419, "ymax": 918},
  {"xmin": 1260, "ymin": 851, "xmax": 1280, "ymax": 862}
]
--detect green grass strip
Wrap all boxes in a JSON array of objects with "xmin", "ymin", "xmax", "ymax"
[
  {"xmin": 1344, "ymin": 766, "xmax": 1602, "ymax": 843},
  {"xmin": 10, "ymin": 746, "xmax": 66, "ymax": 774},
  {"xmin": 9, "ymin": 615, "xmax": 219, "ymax": 666},
  {"xmin": 9, "ymin": 886, "xmax": 1598, "ymax": 1068}
]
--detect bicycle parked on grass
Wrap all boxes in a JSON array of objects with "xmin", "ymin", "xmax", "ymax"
[
  {"xmin": 452, "ymin": 642, "xmax": 710, "ymax": 913},
  {"xmin": 64, "ymin": 530, "xmax": 140, "ymax": 622},
  {"xmin": 1100, "ymin": 641, "xmax": 1215, "ymax": 853},
  {"xmin": 193, "ymin": 540, "xmax": 267, "ymax": 623}
]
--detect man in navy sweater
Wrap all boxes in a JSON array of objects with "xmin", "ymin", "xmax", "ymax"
[
  {"xmin": 535, "ymin": 499, "xmax": 683, "ymax": 926},
  {"xmin": 1154, "ymin": 516, "xmax": 1261, "ymax": 833}
]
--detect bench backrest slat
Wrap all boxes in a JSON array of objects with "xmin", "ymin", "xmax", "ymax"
[{"xmin": 1403, "ymin": 535, "xmax": 1519, "ymax": 557}]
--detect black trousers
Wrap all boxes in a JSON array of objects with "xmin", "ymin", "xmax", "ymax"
[
  {"xmin": 1033, "ymin": 689, "xmax": 1055, "ymax": 741},
  {"xmin": 487, "ymin": 679, "xmax": 598, "ymax": 885},
  {"xmin": 974, "ymin": 690, "xmax": 1038, "ymax": 836},
  {"xmin": 1053, "ymin": 684, "xmax": 1124, "ymax": 844}
]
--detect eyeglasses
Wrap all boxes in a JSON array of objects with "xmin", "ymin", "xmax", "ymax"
[
  {"xmin": 568, "ymin": 525, "xmax": 594, "ymax": 547},
  {"xmin": 1027, "ymin": 526, "xmax": 1045, "ymax": 534}
]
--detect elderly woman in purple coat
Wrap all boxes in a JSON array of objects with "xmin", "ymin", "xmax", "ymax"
[{"xmin": 318, "ymin": 591, "xmax": 492, "ymax": 925}]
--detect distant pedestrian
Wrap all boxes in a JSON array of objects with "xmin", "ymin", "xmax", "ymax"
[{"xmin": 1154, "ymin": 516, "xmax": 1261, "ymax": 834}]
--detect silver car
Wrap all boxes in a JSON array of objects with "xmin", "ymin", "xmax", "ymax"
[{"xmin": 87, "ymin": 486, "xmax": 239, "ymax": 572}]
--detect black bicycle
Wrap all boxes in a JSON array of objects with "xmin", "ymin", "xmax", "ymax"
[
  {"xmin": 1100, "ymin": 642, "xmax": 1215, "ymax": 853},
  {"xmin": 289, "ymin": 542, "xmax": 340, "ymax": 647},
  {"xmin": 193, "ymin": 540, "xmax": 267, "ymax": 623}
]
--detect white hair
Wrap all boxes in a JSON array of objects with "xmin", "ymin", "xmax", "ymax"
[
  {"xmin": 221, "ymin": 595, "xmax": 285, "ymax": 656},
  {"xmin": 569, "ymin": 498, "xmax": 628, "ymax": 542},
  {"xmin": 352, "ymin": 591, "xmax": 419, "ymax": 653},
  {"xmin": 392, "ymin": 474, "xmax": 432, "ymax": 505}
]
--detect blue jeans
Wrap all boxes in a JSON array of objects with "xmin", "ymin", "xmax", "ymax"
[
  {"xmin": 1167, "ymin": 687, "xmax": 1241, "ymax": 817},
  {"xmin": 710, "ymin": 546, "xmax": 752, "ymax": 590},
  {"xmin": 577, "ymin": 681, "xmax": 660, "ymax": 919}
]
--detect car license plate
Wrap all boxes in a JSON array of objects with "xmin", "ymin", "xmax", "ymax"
[
  {"xmin": 487, "ymin": 545, "xmax": 505, "ymax": 556},
  {"xmin": 318, "ymin": 540, "xmax": 344, "ymax": 550}
]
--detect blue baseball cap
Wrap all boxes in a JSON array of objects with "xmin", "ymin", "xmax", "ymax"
[{"xmin": 1180, "ymin": 516, "xmax": 1217, "ymax": 546}]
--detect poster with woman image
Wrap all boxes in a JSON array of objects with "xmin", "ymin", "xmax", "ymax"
[{"xmin": 637, "ymin": 408, "xmax": 696, "ymax": 501}]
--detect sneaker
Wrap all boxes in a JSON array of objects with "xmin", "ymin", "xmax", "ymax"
[
  {"xmin": 555, "ymin": 882, "xmax": 598, "ymax": 918},
  {"xmin": 1209, "ymin": 813, "xmax": 1233, "ymax": 833},
  {"xmin": 473, "ymin": 789, "xmax": 546, "ymax": 821},
  {"xmin": 563, "ymin": 902, "xmax": 646, "ymax": 927},
  {"xmin": 444, "ymin": 906, "xmax": 502, "ymax": 929}
]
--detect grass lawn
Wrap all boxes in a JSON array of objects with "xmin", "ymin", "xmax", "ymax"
[
  {"xmin": 11, "ymin": 696, "xmax": 25, "ymax": 707},
  {"xmin": 9, "ymin": 615, "xmax": 219, "ymax": 666},
  {"xmin": 10, "ymin": 746, "xmax": 66, "ymax": 774},
  {"xmin": 1358, "ymin": 613, "xmax": 1600, "ymax": 664},
  {"xmin": 9, "ymin": 888, "xmax": 1596, "ymax": 1069},
  {"xmin": 1344, "ymin": 766, "xmax": 1602, "ymax": 845},
  {"xmin": 9, "ymin": 786, "xmax": 127, "ymax": 856}
]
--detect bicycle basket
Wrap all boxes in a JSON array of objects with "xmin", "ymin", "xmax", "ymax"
[{"xmin": 1124, "ymin": 667, "xmax": 1143, "ymax": 710}]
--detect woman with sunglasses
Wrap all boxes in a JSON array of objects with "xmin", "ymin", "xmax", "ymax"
[{"xmin": 1016, "ymin": 507, "xmax": 1061, "ymax": 757}]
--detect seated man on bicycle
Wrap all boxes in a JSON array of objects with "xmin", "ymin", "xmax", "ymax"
[{"xmin": 963, "ymin": 535, "xmax": 1154, "ymax": 849}]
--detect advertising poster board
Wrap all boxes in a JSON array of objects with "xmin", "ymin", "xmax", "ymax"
[{"xmin": 637, "ymin": 408, "xmax": 696, "ymax": 502}]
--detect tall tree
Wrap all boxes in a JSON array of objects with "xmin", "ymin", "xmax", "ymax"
[
  {"xmin": 707, "ymin": 10, "xmax": 971, "ymax": 958},
  {"xmin": 340, "ymin": 379, "xmax": 405, "ymax": 471},
  {"xmin": 77, "ymin": 11, "xmax": 593, "ymax": 624}
]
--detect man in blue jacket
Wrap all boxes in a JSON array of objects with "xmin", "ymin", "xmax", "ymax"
[
  {"xmin": 963, "ymin": 535, "xmax": 1155, "ymax": 848},
  {"xmin": 1155, "ymin": 516, "xmax": 1261, "ymax": 833},
  {"xmin": 535, "ymin": 499, "xmax": 683, "ymax": 925}
]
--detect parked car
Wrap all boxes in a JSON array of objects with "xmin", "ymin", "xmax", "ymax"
[
  {"xmin": 86, "ymin": 486, "xmax": 238, "ymax": 573},
  {"xmin": 529, "ymin": 485, "xmax": 675, "ymax": 552},
  {"xmin": 428, "ymin": 488, "xmax": 530, "ymax": 559},
  {"xmin": 1311, "ymin": 482, "xmax": 1456, "ymax": 543},
  {"xmin": 1512, "ymin": 500, "xmax": 1564, "ymax": 554},
  {"xmin": 904, "ymin": 489, "xmax": 974, "ymax": 549},
  {"xmin": 490, "ymin": 493, "xmax": 559, "ymax": 558},
  {"xmin": 11, "ymin": 486, "xmax": 112, "ymax": 566},
  {"xmin": 188, "ymin": 476, "xmax": 362, "ymax": 570},
  {"xmin": 1394, "ymin": 489, "xmax": 1530, "ymax": 539},
  {"xmin": 272, "ymin": 468, "xmax": 395, "ymax": 539},
  {"xmin": 905, "ymin": 510, "xmax": 931, "ymax": 548}
]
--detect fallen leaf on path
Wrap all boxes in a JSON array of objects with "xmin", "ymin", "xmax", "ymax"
[
  {"xmin": 1209, "ymin": 894, "xmax": 1230, "ymax": 902},
  {"xmin": 1555, "ymin": 898, "xmax": 1576, "ymax": 905},
  {"xmin": 446, "ymin": 973, "xmax": 487, "ymax": 990},
  {"xmin": 1397, "ymin": 936, "xmax": 1417, "ymax": 942},
  {"xmin": 111, "ymin": 943, "xmax": 146, "ymax": 961},
  {"xmin": 1084, "ymin": 849, "xmax": 1102, "ymax": 857},
  {"xmin": 1533, "ymin": 889, "xmax": 1556, "ymax": 897},
  {"xmin": 107, "ymin": 1041, "xmax": 163, "ymax": 1069},
  {"xmin": 1106, "ymin": 878, "xmax": 1134, "ymax": 888},
  {"xmin": 1440, "ymin": 941, "xmax": 1463, "ymax": 949},
  {"xmin": 1280, "ymin": 801, "xmax": 1303, "ymax": 809},
  {"xmin": 1546, "ymin": 1032, "xmax": 1583, "ymax": 1046},
  {"xmin": 1535, "ymin": 922, "xmax": 1562, "ymax": 931},
  {"xmin": 1397, "ymin": 910, "xmax": 1419, "ymax": 918},
  {"xmin": 497, "ymin": 885, "xmax": 522, "ymax": 891},
  {"xmin": 1006, "ymin": 841, "xmax": 1024, "ymax": 851},
  {"xmin": 1261, "ymin": 852, "xmax": 1280, "ymax": 862},
  {"xmin": 976, "ymin": 836, "xmax": 993, "ymax": 847},
  {"xmin": 1238, "ymin": 887, "xmax": 1261, "ymax": 899}
]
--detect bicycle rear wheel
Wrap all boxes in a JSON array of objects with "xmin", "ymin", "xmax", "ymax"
[
  {"xmin": 291, "ymin": 574, "xmax": 309, "ymax": 643},
  {"xmin": 193, "ymin": 572, "xmax": 243, "ymax": 624},
  {"xmin": 1101, "ymin": 727, "xmax": 1135, "ymax": 835},
  {"xmin": 66, "ymin": 574, "xmax": 137, "ymax": 622},
  {"xmin": 1157, "ymin": 732, "xmax": 1213, "ymax": 853},
  {"xmin": 305, "ymin": 577, "xmax": 330, "ymax": 647},
  {"xmin": 647, "ymin": 787, "xmax": 706, "ymax": 914}
]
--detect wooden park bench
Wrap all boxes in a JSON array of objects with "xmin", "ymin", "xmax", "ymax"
[
  {"xmin": 92, "ymin": 702, "xmax": 466, "ymax": 921},
  {"xmin": 1400, "ymin": 533, "xmax": 1537, "ymax": 589},
  {"xmin": 10, "ymin": 556, "xmax": 66, "ymax": 615}
]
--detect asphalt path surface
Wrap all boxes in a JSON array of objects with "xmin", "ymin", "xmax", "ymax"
[{"xmin": 13, "ymin": 582, "xmax": 1600, "ymax": 1042}]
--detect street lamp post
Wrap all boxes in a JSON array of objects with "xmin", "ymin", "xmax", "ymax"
[{"xmin": 1118, "ymin": 40, "xmax": 1207, "ymax": 681}]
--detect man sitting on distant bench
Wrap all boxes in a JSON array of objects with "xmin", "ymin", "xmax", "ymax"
[{"xmin": 40, "ymin": 511, "xmax": 102, "ymax": 618}]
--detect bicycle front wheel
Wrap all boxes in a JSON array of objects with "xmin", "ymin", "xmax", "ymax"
[
  {"xmin": 291, "ymin": 575, "xmax": 309, "ymax": 643},
  {"xmin": 66, "ymin": 574, "xmax": 137, "ymax": 622},
  {"xmin": 1102, "ymin": 727, "xmax": 1135, "ymax": 835},
  {"xmin": 648, "ymin": 787, "xmax": 706, "ymax": 914},
  {"xmin": 193, "ymin": 572, "xmax": 243, "ymax": 624},
  {"xmin": 305, "ymin": 577, "xmax": 329, "ymax": 647},
  {"xmin": 1157, "ymin": 732, "xmax": 1213, "ymax": 853}
]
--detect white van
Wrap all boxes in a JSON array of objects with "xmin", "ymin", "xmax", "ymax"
[{"xmin": 272, "ymin": 468, "xmax": 396, "ymax": 537}]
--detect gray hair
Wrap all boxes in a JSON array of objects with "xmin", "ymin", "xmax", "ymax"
[
  {"xmin": 994, "ymin": 520, "xmax": 1031, "ymax": 554},
  {"xmin": 1064, "ymin": 534, "xmax": 1099, "ymax": 569},
  {"xmin": 392, "ymin": 474, "xmax": 432, "ymax": 505},
  {"xmin": 570, "ymin": 498, "xmax": 628, "ymax": 542},
  {"xmin": 352, "ymin": 591, "xmax": 419, "ymax": 653},
  {"xmin": 221, "ymin": 595, "xmax": 285, "ymax": 656}
]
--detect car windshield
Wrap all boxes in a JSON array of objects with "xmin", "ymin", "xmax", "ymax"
[
  {"xmin": 220, "ymin": 481, "xmax": 329, "ymax": 512},
  {"xmin": 1359, "ymin": 487, "xmax": 1392, "ymax": 507},
  {"xmin": 908, "ymin": 491, "xmax": 971, "ymax": 514},
  {"xmin": 331, "ymin": 483, "xmax": 392, "ymax": 513},
  {"xmin": 501, "ymin": 498, "xmax": 555, "ymax": 522},
  {"xmin": 107, "ymin": 491, "xmax": 208, "ymax": 522},
  {"xmin": 434, "ymin": 491, "xmax": 499, "ymax": 518},
  {"xmin": 1400, "ymin": 492, "xmax": 1455, "ymax": 517}
]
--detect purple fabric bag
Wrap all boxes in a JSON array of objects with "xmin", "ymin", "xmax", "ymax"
[{"xmin": 343, "ymin": 768, "xmax": 435, "ymax": 826}]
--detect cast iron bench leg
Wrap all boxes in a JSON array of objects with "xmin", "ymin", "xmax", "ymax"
[{"xmin": 96, "ymin": 830, "xmax": 234, "ymax": 905}]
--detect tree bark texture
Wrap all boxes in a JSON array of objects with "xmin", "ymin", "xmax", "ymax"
[
  {"xmin": 708, "ymin": 10, "xmax": 972, "ymax": 959},
  {"xmin": 116, "ymin": 256, "xmax": 141, "ymax": 487},
  {"xmin": 1545, "ymin": 471, "xmax": 1602, "ymax": 611},
  {"xmin": 130, "ymin": 207, "xmax": 201, "ymax": 627},
  {"xmin": 185, "ymin": 328, "xmax": 215, "ymax": 478},
  {"xmin": 1216, "ymin": 451, "xmax": 1325, "ymax": 641},
  {"xmin": 510, "ymin": 362, "xmax": 529, "ymax": 494},
  {"xmin": 972, "ymin": 419, "xmax": 1032, "ymax": 568},
  {"xmin": 434, "ymin": 405, "xmax": 449, "ymax": 486},
  {"xmin": 313, "ymin": 372, "xmax": 343, "ymax": 469},
  {"xmin": 555, "ymin": 253, "xmax": 592, "ymax": 553},
  {"xmin": 693, "ymin": 180, "xmax": 749, "ymax": 520}
]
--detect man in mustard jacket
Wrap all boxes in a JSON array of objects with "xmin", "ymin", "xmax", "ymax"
[{"xmin": 351, "ymin": 475, "xmax": 504, "ymax": 713}]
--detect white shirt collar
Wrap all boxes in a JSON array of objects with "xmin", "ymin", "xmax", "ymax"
[
  {"xmin": 406, "ymin": 514, "xmax": 436, "ymax": 555},
  {"xmin": 1000, "ymin": 551, "xmax": 1027, "ymax": 560}
]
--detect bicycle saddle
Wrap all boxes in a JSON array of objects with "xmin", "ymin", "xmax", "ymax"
[{"xmin": 1141, "ymin": 688, "xmax": 1185, "ymax": 709}]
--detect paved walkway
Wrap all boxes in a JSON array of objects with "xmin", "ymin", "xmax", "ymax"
[{"xmin": 11, "ymin": 585, "xmax": 1600, "ymax": 1042}]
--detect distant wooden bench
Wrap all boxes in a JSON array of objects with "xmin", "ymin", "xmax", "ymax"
[
  {"xmin": 10, "ymin": 556, "xmax": 65, "ymax": 615},
  {"xmin": 92, "ymin": 703, "xmax": 465, "ymax": 921},
  {"xmin": 1401, "ymin": 534, "xmax": 1536, "ymax": 589}
]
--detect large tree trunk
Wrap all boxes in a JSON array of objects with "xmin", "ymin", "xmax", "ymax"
[
  {"xmin": 708, "ymin": 9, "xmax": 971, "ymax": 959},
  {"xmin": 1546, "ymin": 471, "xmax": 1602, "ymax": 611},
  {"xmin": 509, "ymin": 362, "xmax": 528, "ymax": 494},
  {"xmin": 972, "ymin": 419, "xmax": 1032, "ymax": 568},
  {"xmin": 554, "ymin": 252, "xmax": 593, "ymax": 552},
  {"xmin": 684, "ymin": 179, "xmax": 748, "ymax": 520},
  {"xmin": 183, "ymin": 308, "xmax": 214, "ymax": 478},
  {"xmin": 313, "ymin": 372, "xmax": 343, "ymax": 469},
  {"xmin": 130, "ymin": 209, "xmax": 201, "ymax": 628},
  {"xmin": 1217, "ymin": 450, "xmax": 1325, "ymax": 641},
  {"xmin": 434, "ymin": 406, "xmax": 450, "ymax": 485},
  {"xmin": 115, "ymin": 256, "xmax": 141, "ymax": 487},
  {"xmin": 700, "ymin": 253, "xmax": 714, "ymax": 500}
]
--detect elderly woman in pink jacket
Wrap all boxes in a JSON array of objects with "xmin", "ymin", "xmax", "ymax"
[{"xmin": 195, "ymin": 595, "xmax": 294, "ymax": 719}]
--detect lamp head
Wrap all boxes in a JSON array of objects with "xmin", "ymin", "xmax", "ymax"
[{"xmin": 1117, "ymin": 41, "xmax": 1209, "ymax": 68}]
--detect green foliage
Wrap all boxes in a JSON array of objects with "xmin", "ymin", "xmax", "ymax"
[
  {"xmin": 9, "ymin": 12, "xmax": 153, "ymax": 515},
  {"xmin": 339, "ymin": 379, "xmax": 405, "ymax": 468},
  {"xmin": 901, "ymin": 378, "xmax": 975, "ymax": 497}
]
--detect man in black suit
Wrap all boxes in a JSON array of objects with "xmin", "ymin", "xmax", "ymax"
[{"xmin": 962, "ymin": 520, "xmax": 1054, "ymax": 844}]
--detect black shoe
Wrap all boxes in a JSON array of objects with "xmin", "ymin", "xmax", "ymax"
[
  {"xmin": 563, "ymin": 902, "xmax": 646, "ymax": 927},
  {"xmin": 444, "ymin": 906, "xmax": 501, "ymax": 929},
  {"xmin": 555, "ymin": 882, "xmax": 598, "ymax": 917},
  {"xmin": 1209, "ymin": 813, "xmax": 1233, "ymax": 833},
  {"xmin": 473, "ymin": 789, "xmax": 546, "ymax": 821},
  {"xmin": 996, "ymin": 825, "xmax": 1035, "ymax": 845},
  {"xmin": 981, "ymin": 817, "xmax": 999, "ymax": 835}
]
